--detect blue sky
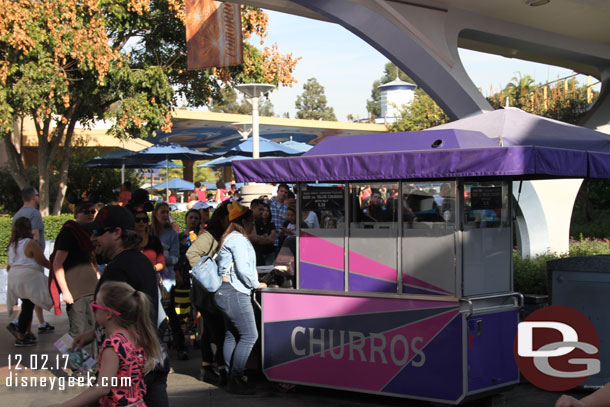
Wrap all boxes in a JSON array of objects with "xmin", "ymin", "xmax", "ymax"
[{"xmin": 254, "ymin": 10, "xmax": 596, "ymax": 122}]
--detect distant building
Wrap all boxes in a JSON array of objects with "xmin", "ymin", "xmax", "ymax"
[{"xmin": 378, "ymin": 78, "xmax": 417, "ymax": 124}]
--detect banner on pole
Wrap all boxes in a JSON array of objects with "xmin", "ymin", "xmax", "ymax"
[{"xmin": 185, "ymin": 0, "xmax": 243, "ymax": 70}]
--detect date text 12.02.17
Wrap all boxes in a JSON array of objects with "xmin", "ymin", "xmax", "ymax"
[{"xmin": 8, "ymin": 354, "xmax": 69, "ymax": 371}]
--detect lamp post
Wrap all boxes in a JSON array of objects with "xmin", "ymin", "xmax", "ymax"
[
  {"xmin": 235, "ymin": 84, "xmax": 275, "ymax": 159},
  {"xmin": 231, "ymin": 122, "xmax": 253, "ymax": 140}
]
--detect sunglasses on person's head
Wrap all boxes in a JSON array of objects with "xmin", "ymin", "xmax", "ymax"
[
  {"xmin": 92, "ymin": 226, "xmax": 117, "ymax": 237},
  {"xmin": 91, "ymin": 302, "xmax": 121, "ymax": 316}
]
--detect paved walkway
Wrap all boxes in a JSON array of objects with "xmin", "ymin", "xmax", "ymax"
[{"xmin": 0, "ymin": 306, "xmax": 589, "ymax": 406}]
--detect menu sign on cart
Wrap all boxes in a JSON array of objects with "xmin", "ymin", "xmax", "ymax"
[
  {"xmin": 470, "ymin": 186, "xmax": 502, "ymax": 211},
  {"xmin": 301, "ymin": 187, "xmax": 344, "ymax": 211}
]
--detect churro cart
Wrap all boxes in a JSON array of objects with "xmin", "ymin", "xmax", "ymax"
[{"xmin": 233, "ymin": 109, "xmax": 610, "ymax": 404}]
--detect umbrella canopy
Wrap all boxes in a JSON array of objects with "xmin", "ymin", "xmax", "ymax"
[
  {"xmin": 233, "ymin": 108, "xmax": 610, "ymax": 183},
  {"xmin": 281, "ymin": 139, "xmax": 313, "ymax": 153},
  {"xmin": 129, "ymin": 142, "xmax": 212, "ymax": 161},
  {"xmin": 151, "ymin": 178, "xmax": 195, "ymax": 191},
  {"xmin": 84, "ymin": 148, "xmax": 166, "ymax": 183},
  {"xmin": 215, "ymin": 137, "xmax": 302, "ymax": 157},
  {"xmin": 86, "ymin": 159, "xmax": 183, "ymax": 169},
  {"xmin": 130, "ymin": 143, "xmax": 210, "ymax": 198},
  {"xmin": 197, "ymin": 155, "xmax": 253, "ymax": 168}
]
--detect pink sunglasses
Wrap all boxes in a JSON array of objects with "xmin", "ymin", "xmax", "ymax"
[{"xmin": 91, "ymin": 302, "xmax": 121, "ymax": 316}]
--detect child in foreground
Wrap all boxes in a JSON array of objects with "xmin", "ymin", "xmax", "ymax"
[{"xmin": 49, "ymin": 281, "xmax": 162, "ymax": 407}]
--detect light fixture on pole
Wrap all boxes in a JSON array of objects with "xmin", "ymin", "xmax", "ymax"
[
  {"xmin": 231, "ymin": 122, "xmax": 253, "ymax": 140},
  {"xmin": 235, "ymin": 84, "xmax": 275, "ymax": 159}
]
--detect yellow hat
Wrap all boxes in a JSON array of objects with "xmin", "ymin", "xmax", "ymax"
[{"xmin": 228, "ymin": 200, "xmax": 249, "ymax": 222}]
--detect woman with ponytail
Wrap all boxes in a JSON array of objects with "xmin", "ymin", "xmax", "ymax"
[
  {"xmin": 50, "ymin": 281, "xmax": 162, "ymax": 407},
  {"xmin": 214, "ymin": 201, "xmax": 267, "ymax": 395}
]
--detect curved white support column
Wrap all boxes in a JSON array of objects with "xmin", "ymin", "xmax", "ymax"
[{"xmin": 513, "ymin": 180, "xmax": 583, "ymax": 258}]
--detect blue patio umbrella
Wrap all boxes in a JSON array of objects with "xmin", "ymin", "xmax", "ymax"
[
  {"xmin": 197, "ymin": 155, "xmax": 253, "ymax": 168},
  {"xmin": 84, "ymin": 148, "xmax": 161, "ymax": 183},
  {"xmin": 214, "ymin": 137, "xmax": 302, "ymax": 157},
  {"xmin": 151, "ymin": 178, "xmax": 195, "ymax": 191},
  {"xmin": 130, "ymin": 143, "xmax": 211, "ymax": 199},
  {"xmin": 281, "ymin": 139, "xmax": 313, "ymax": 153}
]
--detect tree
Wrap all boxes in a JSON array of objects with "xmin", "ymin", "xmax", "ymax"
[
  {"xmin": 295, "ymin": 78, "xmax": 336, "ymax": 121},
  {"xmin": 0, "ymin": 1, "xmax": 299, "ymax": 215},
  {"xmin": 487, "ymin": 74, "xmax": 598, "ymax": 125},
  {"xmin": 366, "ymin": 62, "xmax": 415, "ymax": 120},
  {"xmin": 388, "ymin": 92, "xmax": 450, "ymax": 132},
  {"xmin": 209, "ymin": 87, "xmax": 274, "ymax": 116}
]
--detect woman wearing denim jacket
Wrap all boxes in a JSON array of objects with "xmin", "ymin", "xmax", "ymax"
[{"xmin": 215, "ymin": 201, "xmax": 267, "ymax": 395}]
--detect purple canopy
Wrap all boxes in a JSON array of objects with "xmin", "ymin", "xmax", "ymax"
[{"xmin": 233, "ymin": 109, "xmax": 610, "ymax": 183}]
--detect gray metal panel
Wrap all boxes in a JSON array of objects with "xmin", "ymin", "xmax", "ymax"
[
  {"xmin": 552, "ymin": 270, "xmax": 610, "ymax": 387},
  {"xmin": 402, "ymin": 229, "xmax": 456, "ymax": 295},
  {"xmin": 462, "ymin": 228, "xmax": 512, "ymax": 296},
  {"xmin": 349, "ymin": 237, "xmax": 398, "ymax": 270}
]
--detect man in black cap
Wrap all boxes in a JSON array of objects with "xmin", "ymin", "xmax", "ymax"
[{"xmin": 72, "ymin": 205, "xmax": 170, "ymax": 407}]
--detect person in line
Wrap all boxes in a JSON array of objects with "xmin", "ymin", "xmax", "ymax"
[
  {"xmin": 214, "ymin": 201, "xmax": 267, "ymax": 395},
  {"xmin": 8, "ymin": 187, "xmax": 54, "ymax": 335},
  {"xmin": 229, "ymin": 183, "xmax": 238, "ymax": 199},
  {"xmin": 167, "ymin": 190, "xmax": 177, "ymax": 204},
  {"xmin": 51, "ymin": 198, "xmax": 100, "ymax": 340},
  {"xmin": 302, "ymin": 209, "xmax": 320, "ymax": 229},
  {"xmin": 214, "ymin": 180, "xmax": 228, "ymax": 203},
  {"xmin": 72, "ymin": 205, "xmax": 170, "ymax": 407},
  {"xmin": 279, "ymin": 206, "xmax": 306, "ymax": 247},
  {"xmin": 6, "ymin": 217, "xmax": 53, "ymax": 346},
  {"xmin": 186, "ymin": 201, "xmax": 231, "ymax": 386},
  {"xmin": 249, "ymin": 200, "xmax": 276, "ymax": 266},
  {"xmin": 118, "ymin": 181, "xmax": 132, "ymax": 207},
  {"xmin": 151, "ymin": 202, "xmax": 179, "ymax": 289},
  {"xmin": 133, "ymin": 207, "xmax": 166, "ymax": 275},
  {"xmin": 186, "ymin": 192, "xmax": 198, "ymax": 210},
  {"xmin": 49, "ymin": 281, "xmax": 162, "ymax": 407},
  {"xmin": 172, "ymin": 209, "xmax": 202, "ymax": 357},
  {"xmin": 150, "ymin": 202, "xmax": 186, "ymax": 359},
  {"xmin": 269, "ymin": 183, "xmax": 289, "ymax": 253},
  {"xmin": 193, "ymin": 201, "xmax": 212, "ymax": 232},
  {"xmin": 194, "ymin": 181, "xmax": 207, "ymax": 202}
]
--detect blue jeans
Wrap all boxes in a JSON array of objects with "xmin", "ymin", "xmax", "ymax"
[{"xmin": 214, "ymin": 282, "xmax": 258, "ymax": 378}]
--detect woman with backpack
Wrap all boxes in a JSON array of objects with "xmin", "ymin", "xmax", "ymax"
[{"xmin": 186, "ymin": 201, "xmax": 230, "ymax": 386}]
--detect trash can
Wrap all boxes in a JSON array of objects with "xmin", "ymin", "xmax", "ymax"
[{"xmin": 548, "ymin": 255, "xmax": 610, "ymax": 387}]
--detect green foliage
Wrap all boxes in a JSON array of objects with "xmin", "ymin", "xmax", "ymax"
[
  {"xmin": 513, "ymin": 238, "xmax": 610, "ymax": 295},
  {"xmin": 295, "ymin": 78, "xmax": 336, "ymax": 121},
  {"xmin": 208, "ymin": 86, "xmax": 274, "ymax": 116},
  {"xmin": 0, "ymin": 166, "xmax": 39, "ymax": 214},
  {"xmin": 569, "ymin": 236, "xmax": 610, "ymax": 256},
  {"xmin": 487, "ymin": 73, "xmax": 598, "ymax": 125},
  {"xmin": 388, "ymin": 92, "xmax": 450, "ymax": 132},
  {"xmin": 173, "ymin": 212, "xmax": 186, "ymax": 232},
  {"xmin": 62, "ymin": 139, "xmax": 142, "ymax": 207},
  {"xmin": 0, "ymin": 217, "xmax": 11, "ymax": 266}
]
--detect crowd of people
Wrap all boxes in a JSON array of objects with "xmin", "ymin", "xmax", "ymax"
[
  {"xmin": 4, "ymin": 181, "xmax": 299, "ymax": 405},
  {"xmin": 5, "ymin": 181, "xmax": 609, "ymax": 406}
]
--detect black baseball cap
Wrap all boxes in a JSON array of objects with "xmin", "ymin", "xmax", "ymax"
[{"xmin": 90, "ymin": 205, "xmax": 135, "ymax": 235}]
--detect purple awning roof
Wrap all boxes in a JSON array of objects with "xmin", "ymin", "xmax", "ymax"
[{"xmin": 233, "ymin": 109, "xmax": 610, "ymax": 183}]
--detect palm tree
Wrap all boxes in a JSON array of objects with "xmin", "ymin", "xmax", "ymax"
[{"xmin": 504, "ymin": 73, "xmax": 535, "ymax": 108}]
